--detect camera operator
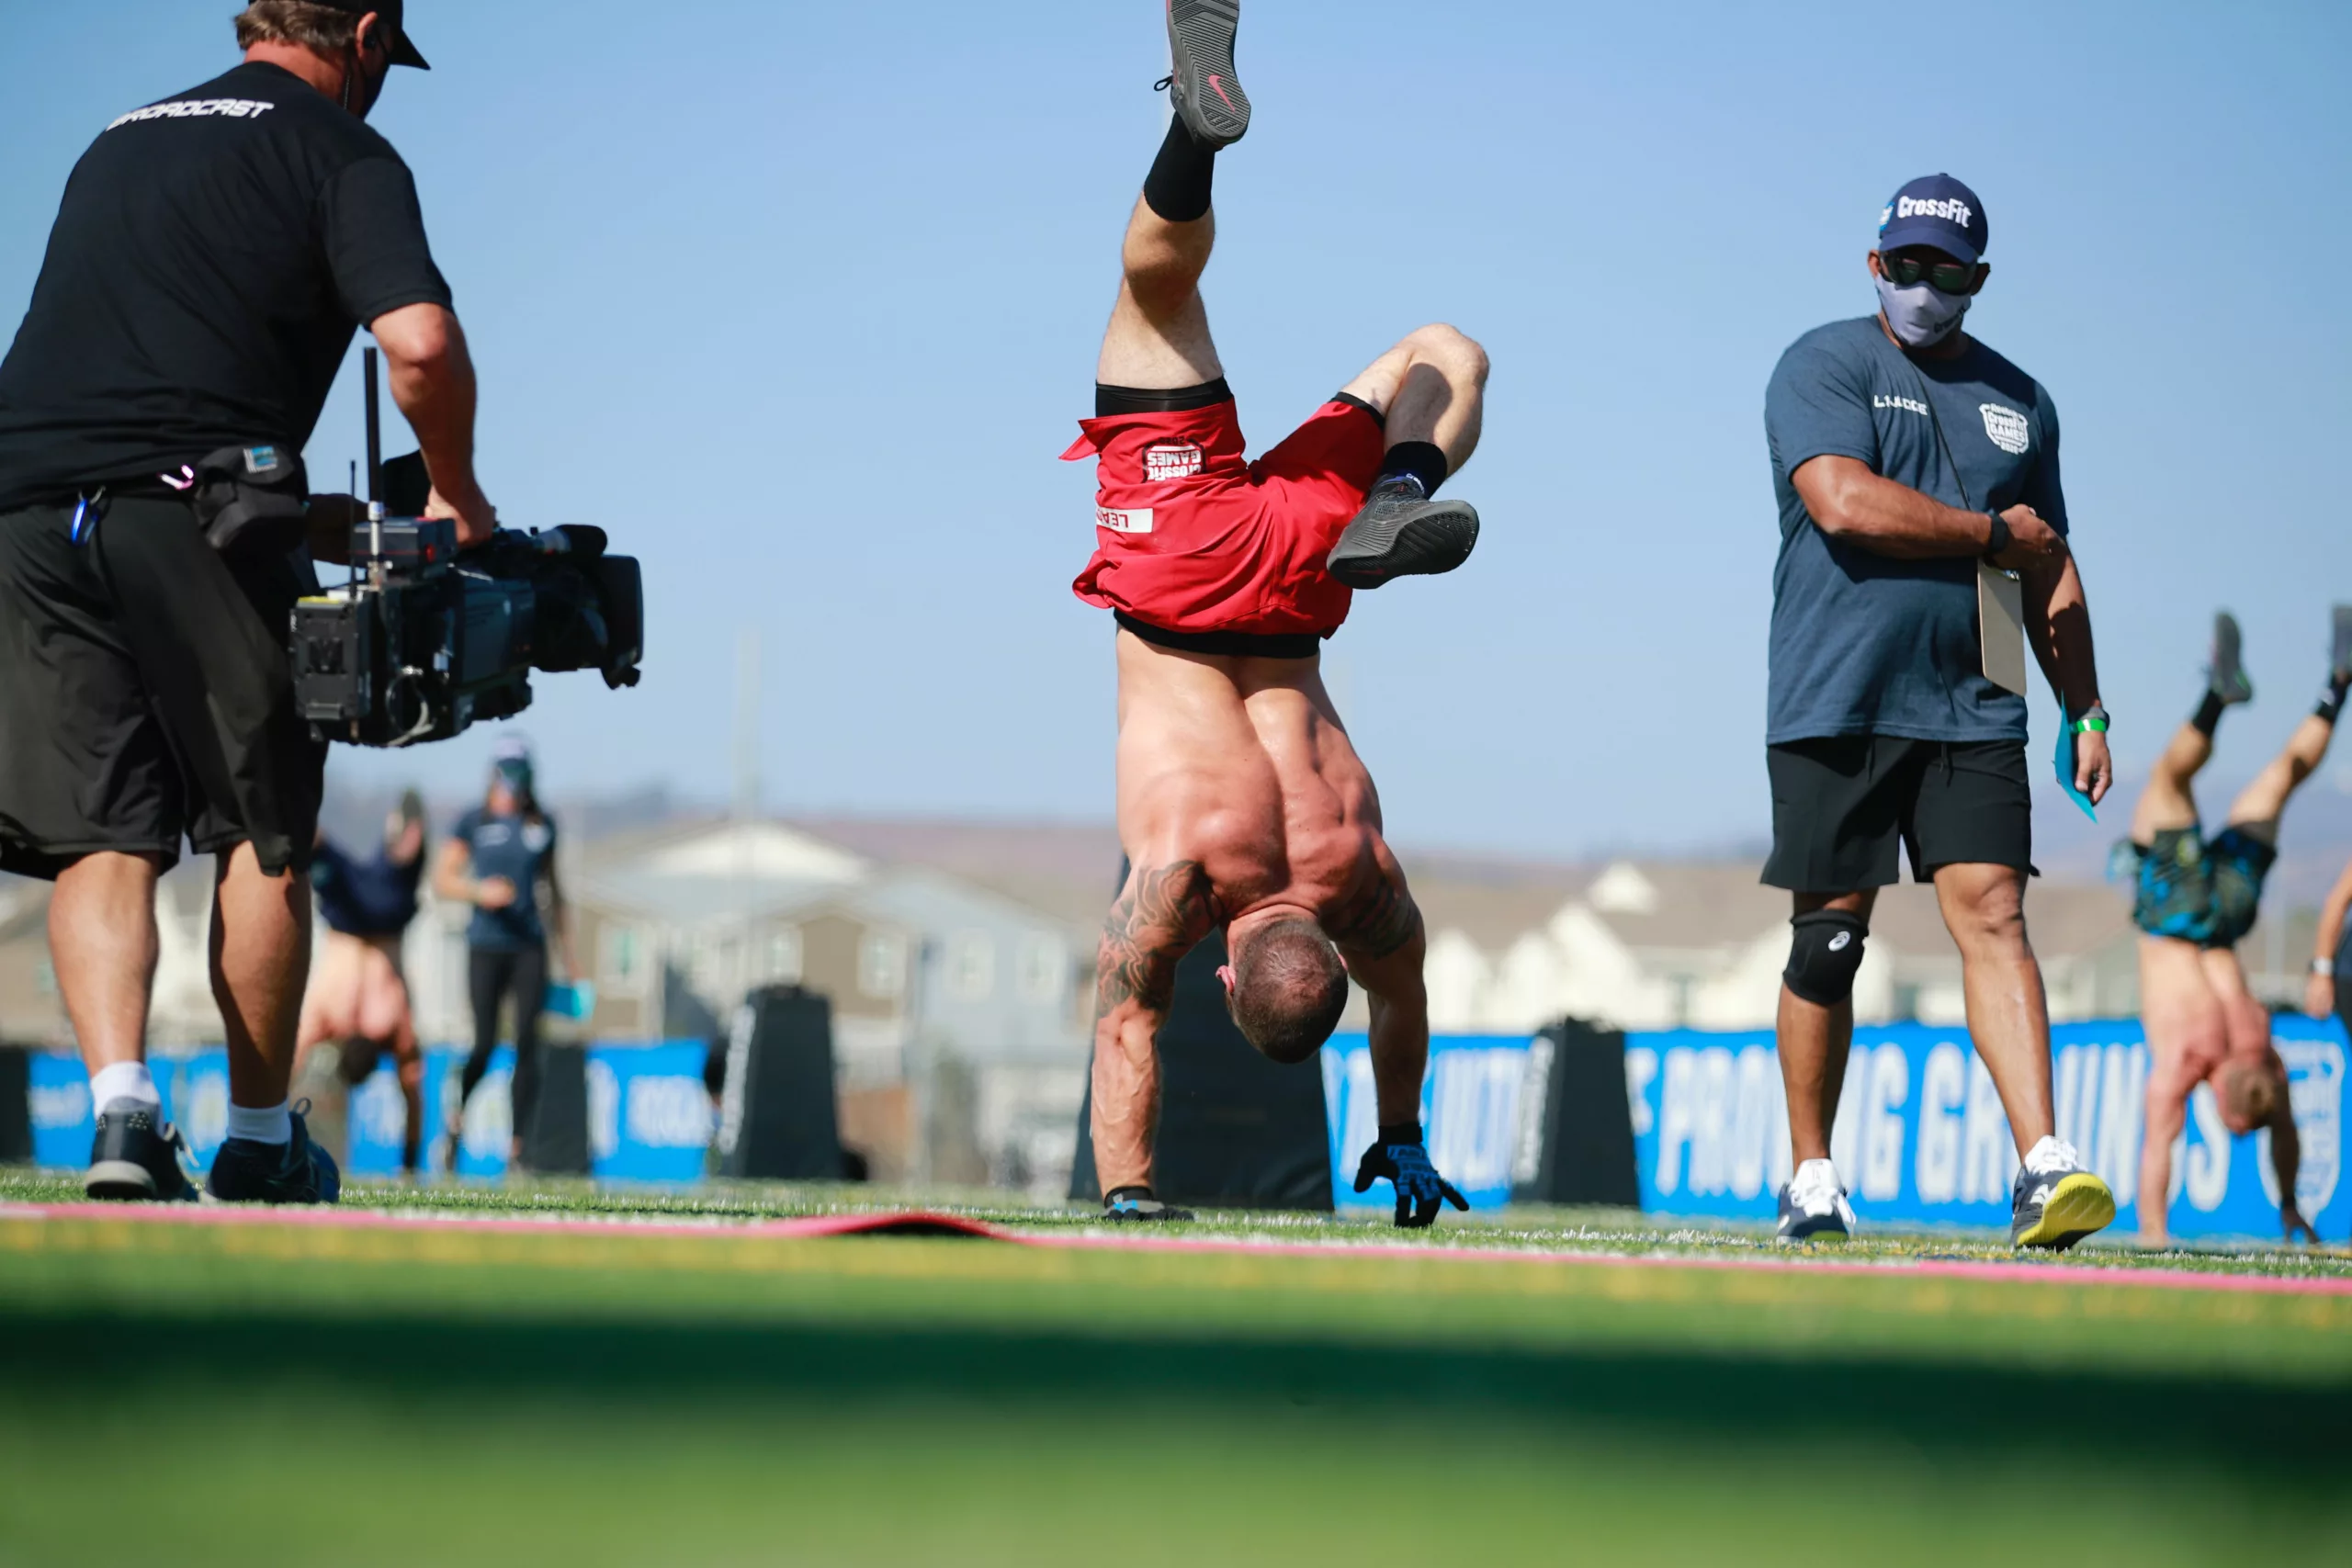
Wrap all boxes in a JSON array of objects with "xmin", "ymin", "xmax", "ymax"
[
  {"xmin": 436, "ymin": 742, "xmax": 577, "ymax": 1175},
  {"xmin": 0, "ymin": 2, "xmax": 492, "ymax": 1203}
]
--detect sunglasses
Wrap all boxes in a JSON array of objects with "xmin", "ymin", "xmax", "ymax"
[{"xmin": 1879, "ymin": 251, "xmax": 1982, "ymax": 294}]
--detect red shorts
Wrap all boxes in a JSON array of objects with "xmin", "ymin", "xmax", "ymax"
[{"xmin": 1064, "ymin": 390, "xmax": 1385, "ymax": 643}]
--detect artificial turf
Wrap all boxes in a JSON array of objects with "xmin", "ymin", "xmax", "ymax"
[{"xmin": 1, "ymin": 1172, "xmax": 2346, "ymax": 1566}]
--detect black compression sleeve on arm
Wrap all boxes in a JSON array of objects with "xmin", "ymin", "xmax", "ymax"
[{"xmin": 322, "ymin": 157, "xmax": 454, "ymax": 323}]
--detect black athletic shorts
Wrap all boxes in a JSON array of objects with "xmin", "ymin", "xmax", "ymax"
[
  {"xmin": 0, "ymin": 497, "xmax": 325, "ymax": 881},
  {"xmin": 1762, "ymin": 735, "xmax": 2032, "ymax": 893}
]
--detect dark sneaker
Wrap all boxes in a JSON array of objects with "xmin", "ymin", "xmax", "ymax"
[
  {"xmin": 2331, "ymin": 603, "xmax": 2351, "ymax": 685},
  {"xmin": 85, "ymin": 1100, "xmax": 196, "ymax": 1201},
  {"xmin": 205, "ymin": 1103, "xmax": 342, "ymax": 1205},
  {"xmin": 2010, "ymin": 1136, "xmax": 2113, "ymax": 1251},
  {"xmin": 1102, "ymin": 1190, "xmax": 1193, "ymax": 1223},
  {"xmin": 1158, "ymin": 0, "xmax": 1250, "ymax": 150},
  {"xmin": 1774, "ymin": 1158, "xmax": 1853, "ymax": 1244},
  {"xmin": 1326, "ymin": 479, "xmax": 1481, "ymax": 589},
  {"xmin": 2208, "ymin": 610, "xmax": 2253, "ymax": 705}
]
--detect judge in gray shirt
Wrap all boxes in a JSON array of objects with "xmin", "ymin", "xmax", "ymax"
[{"xmin": 1758, "ymin": 173, "xmax": 2113, "ymax": 1251}]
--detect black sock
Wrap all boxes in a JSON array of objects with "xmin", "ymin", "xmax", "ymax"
[
  {"xmin": 1142, "ymin": 117, "xmax": 1216, "ymax": 223},
  {"xmin": 1104, "ymin": 1184, "xmax": 1156, "ymax": 1205},
  {"xmin": 2191, "ymin": 690, "xmax": 2227, "ymax": 738},
  {"xmin": 2321, "ymin": 671, "xmax": 2350, "ymax": 723},
  {"xmin": 1375, "ymin": 441, "xmax": 1449, "ymax": 498}
]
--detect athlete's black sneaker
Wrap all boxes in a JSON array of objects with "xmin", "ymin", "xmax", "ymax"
[
  {"xmin": 85, "ymin": 1100, "xmax": 196, "ymax": 1201},
  {"xmin": 1773, "ymin": 1158, "xmax": 1854, "ymax": 1244},
  {"xmin": 2208, "ymin": 611, "xmax": 2253, "ymax": 705},
  {"xmin": 2329, "ymin": 603, "xmax": 2351, "ymax": 685},
  {"xmin": 2009, "ymin": 1136, "xmax": 2114, "ymax": 1251},
  {"xmin": 1158, "ymin": 0, "xmax": 1250, "ymax": 150},
  {"xmin": 205, "ymin": 1104, "xmax": 341, "ymax": 1205},
  {"xmin": 1326, "ymin": 479, "xmax": 1481, "ymax": 590},
  {"xmin": 1102, "ymin": 1189, "xmax": 1194, "ymax": 1223}
]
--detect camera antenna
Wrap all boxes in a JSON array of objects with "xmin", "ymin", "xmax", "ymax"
[{"xmin": 362, "ymin": 345, "xmax": 383, "ymax": 509}]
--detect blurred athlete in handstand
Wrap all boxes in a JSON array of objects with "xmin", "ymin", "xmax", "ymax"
[
  {"xmin": 2126, "ymin": 609, "xmax": 2350, "ymax": 1247},
  {"xmin": 295, "ymin": 790, "xmax": 430, "ymax": 1176},
  {"xmin": 1065, "ymin": 0, "xmax": 1487, "ymax": 1226}
]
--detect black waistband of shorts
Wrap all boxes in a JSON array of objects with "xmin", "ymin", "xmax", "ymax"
[
  {"xmin": 1115, "ymin": 611, "xmax": 1322, "ymax": 660},
  {"xmin": 1095, "ymin": 378, "xmax": 1234, "ymax": 417}
]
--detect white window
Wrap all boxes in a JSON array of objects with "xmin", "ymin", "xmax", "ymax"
[
  {"xmin": 764, "ymin": 927, "xmax": 804, "ymax": 986},
  {"xmin": 1018, "ymin": 935, "xmax": 1067, "ymax": 1005},
  {"xmin": 948, "ymin": 932, "xmax": 995, "ymax": 1001},
  {"xmin": 858, "ymin": 931, "xmax": 907, "ymax": 999},
  {"xmin": 600, "ymin": 925, "xmax": 644, "ymax": 992}
]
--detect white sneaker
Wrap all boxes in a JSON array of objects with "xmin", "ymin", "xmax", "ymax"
[{"xmin": 1775, "ymin": 1157, "xmax": 1855, "ymax": 1244}]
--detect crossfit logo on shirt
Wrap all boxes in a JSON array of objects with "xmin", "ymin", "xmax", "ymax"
[
  {"xmin": 1872, "ymin": 393, "xmax": 1929, "ymax": 417},
  {"xmin": 1096, "ymin": 506, "xmax": 1154, "ymax": 535},
  {"xmin": 1142, "ymin": 442, "xmax": 1204, "ymax": 483},
  {"xmin": 107, "ymin": 97, "xmax": 277, "ymax": 130},
  {"xmin": 1980, "ymin": 402, "xmax": 2030, "ymax": 456}
]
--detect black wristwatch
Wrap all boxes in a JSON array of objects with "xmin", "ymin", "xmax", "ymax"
[{"xmin": 1983, "ymin": 510, "xmax": 2012, "ymax": 559}]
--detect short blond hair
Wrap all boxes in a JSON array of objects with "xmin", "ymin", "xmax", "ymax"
[{"xmin": 234, "ymin": 2, "xmax": 362, "ymax": 57}]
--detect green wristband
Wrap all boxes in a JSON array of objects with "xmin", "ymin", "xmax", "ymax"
[{"xmin": 2072, "ymin": 714, "xmax": 2109, "ymax": 734}]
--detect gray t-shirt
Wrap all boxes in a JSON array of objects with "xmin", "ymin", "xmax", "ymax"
[{"xmin": 1763, "ymin": 316, "xmax": 2067, "ymax": 745}]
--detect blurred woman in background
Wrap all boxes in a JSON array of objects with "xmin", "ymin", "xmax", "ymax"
[
  {"xmin": 297, "ymin": 790, "xmax": 431, "ymax": 1175},
  {"xmin": 436, "ymin": 740, "xmax": 576, "ymax": 1173}
]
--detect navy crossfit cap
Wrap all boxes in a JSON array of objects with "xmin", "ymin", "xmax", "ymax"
[
  {"xmin": 307, "ymin": 0, "xmax": 430, "ymax": 70},
  {"xmin": 1876, "ymin": 173, "xmax": 1987, "ymax": 265}
]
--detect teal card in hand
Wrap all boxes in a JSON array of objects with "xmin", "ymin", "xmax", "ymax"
[{"xmin": 2055, "ymin": 703, "xmax": 2097, "ymax": 821}]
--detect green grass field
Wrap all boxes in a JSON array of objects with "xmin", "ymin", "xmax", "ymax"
[{"xmin": 2, "ymin": 1171, "xmax": 2346, "ymax": 1567}]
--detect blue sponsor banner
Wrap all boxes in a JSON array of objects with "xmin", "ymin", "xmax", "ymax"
[
  {"xmin": 1320, "ymin": 1032, "xmax": 1538, "ymax": 1213},
  {"xmin": 29, "ymin": 1040, "xmax": 717, "ymax": 1184},
  {"xmin": 347, "ymin": 1040, "xmax": 717, "ymax": 1180},
  {"xmin": 28, "ymin": 1048, "xmax": 232, "ymax": 1170},
  {"xmin": 1626, "ymin": 1015, "xmax": 2348, "ymax": 1240},
  {"xmin": 586, "ymin": 1041, "xmax": 717, "ymax": 1182}
]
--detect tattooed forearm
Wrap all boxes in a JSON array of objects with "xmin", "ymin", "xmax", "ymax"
[
  {"xmin": 1327, "ymin": 873, "xmax": 1420, "ymax": 960},
  {"xmin": 1094, "ymin": 861, "xmax": 1221, "ymax": 1020}
]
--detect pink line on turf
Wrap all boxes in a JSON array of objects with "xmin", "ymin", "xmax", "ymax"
[{"xmin": 9, "ymin": 1202, "xmax": 2347, "ymax": 1296}]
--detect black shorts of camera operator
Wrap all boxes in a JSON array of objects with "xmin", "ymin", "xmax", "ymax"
[
  {"xmin": 0, "ymin": 0, "xmax": 495, "ymax": 1204},
  {"xmin": 437, "ymin": 743, "xmax": 575, "ymax": 1174}
]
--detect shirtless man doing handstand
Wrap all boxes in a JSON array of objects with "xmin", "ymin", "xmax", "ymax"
[
  {"xmin": 1066, "ymin": 1, "xmax": 1487, "ymax": 1226},
  {"xmin": 2126, "ymin": 609, "xmax": 2350, "ymax": 1247}
]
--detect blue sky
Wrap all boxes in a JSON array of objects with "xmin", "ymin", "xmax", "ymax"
[{"xmin": 4, "ymin": 1, "xmax": 2348, "ymax": 857}]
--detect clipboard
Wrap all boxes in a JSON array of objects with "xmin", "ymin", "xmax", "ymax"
[
  {"xmin": 1910, "ymin": 364, "xmax": 2034, "ymax": 697},
  {"xmin": 1977, "ymin": 562, "xmax": 2029, "ymax": 696}
]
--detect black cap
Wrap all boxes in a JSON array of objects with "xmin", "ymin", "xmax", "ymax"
[{"xmin": 307, "ymin": 0, "xmax": 430, "ymax": 70}]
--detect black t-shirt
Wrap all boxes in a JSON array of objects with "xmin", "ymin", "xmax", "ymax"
[{"xmin": 0, "ymin": 62, "xmax": 451, "ymax": 512}]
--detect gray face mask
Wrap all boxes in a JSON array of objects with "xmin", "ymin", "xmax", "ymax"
[{"xmin": 1874, "ymin": 274, "xmax": 1971, "ymax": 348}]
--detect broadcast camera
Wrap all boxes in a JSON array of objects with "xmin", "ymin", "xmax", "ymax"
[{"xmin": 288, "ymin": 350, "xmax": 642, "ymax": 747}]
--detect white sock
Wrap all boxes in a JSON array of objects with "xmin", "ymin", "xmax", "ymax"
[
  {"xmin": 225, "ymin": 1100, "xmax": 292, "ymax": 1146},
  {"xmin": 89, "ymin": 1061, "xmax": 159, "ymax": 1112}
]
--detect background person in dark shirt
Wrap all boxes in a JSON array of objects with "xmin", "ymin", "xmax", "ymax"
[
  {"xmin": 435, "ymin": 742, "xmax": 576, "ymax": 1174},
  {"xmin": 1759, "ymin": 174, "xmax": 2115, "ymax": 1251},
  {"xmin": 0, "ymin": 2, "xmax": 495, "ymax": 1204},
  {"xmin": 296, "ymin": 789, "xmax": 430, "ymax": 1175}
]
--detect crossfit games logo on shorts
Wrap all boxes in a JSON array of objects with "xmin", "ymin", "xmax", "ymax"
[
  {"xmin": 1979, "ymin": 402, "xmax": 2030, "ymax": 456},
  {"xmin": 1142, "ymin": 441, "xmax": 1204, "ymax": 483}
]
